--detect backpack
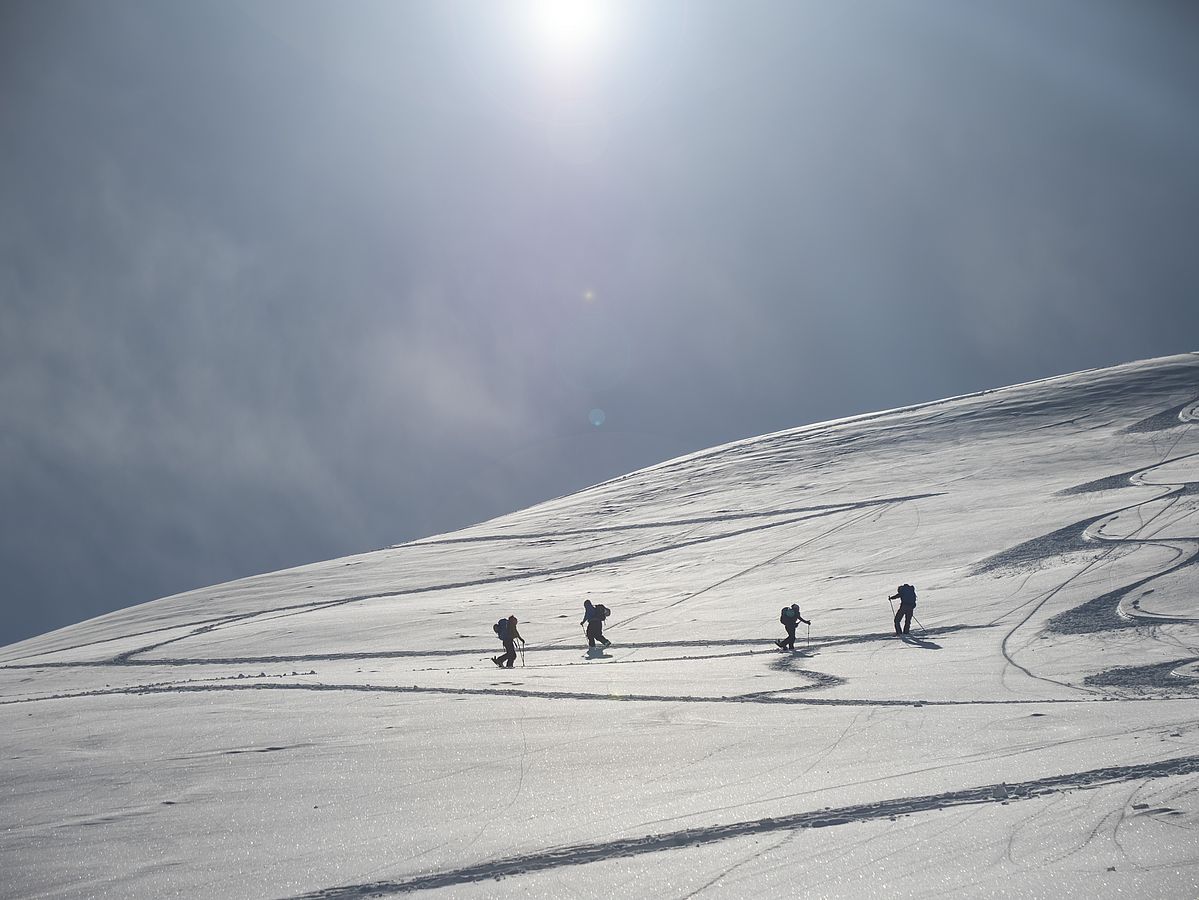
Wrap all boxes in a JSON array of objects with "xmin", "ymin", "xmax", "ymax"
[
  {"xmin": 595, "ymin": 604, "xmax": 610, "ymax": 620},
  {"xmin": 781, "ymin": 606, "xmax": 797, "ymax": 623},
  {"xmin": 493, "ymin": 619, "xmax": 507, "ymax": 640},
  {"xmin": 898, "ymin": 584, "xmax": 917, "ymax": 605}
]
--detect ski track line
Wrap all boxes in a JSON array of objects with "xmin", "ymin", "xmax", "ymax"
[
  {"xmin": 283, "ymin": 755, "xmax": 1199, "ymax": 898},
  {"xmin": 0, "ymin": 615, "xmax": 241, "ymax": 666},
  {"xmin": 0, "ymin": 627, "xmax": 987, "ymax": 671},
  {"xmin": 405, "ymin": 496, "xmax": 938, "ymax": 548},
  {"xmin": 614, "ymin": 500, "xmax": 901, "ymax": 633},
  {"xmin": 997, "ymin": 447, "xmax": 1199, "ymax": 692},
  {"xmin": 618, "ymin": 711, "xmax": 1197, "ymax": 845},
  {"xmin": 529, "ymin": 498, "xmax": 909, "ymax": 649},
  {"xmin": 25, "ymin": 493, "xmax": 938, "ymax": 669},
  {"xmin": 4, "ymin": 678, "xmax": 1198, "ymax": 709},
  {"xmin": 3, "ymin": 493, "xmax": 937, "ymax": 669},
  {"xmin": 679, "ymin": 832, "xmax": 785, "ymax": 899}
]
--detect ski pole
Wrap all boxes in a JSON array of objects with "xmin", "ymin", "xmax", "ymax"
[
  {"xmin": 519, "ymin": 642, "xmax": 526, "ymax": 667},
  {"xmin": 806, "ymin": 622, "xmax": 810, "ymax": 648},
  {"xmin": 912, "ymin": 615, "xmax": 926, "ymax": 635}
]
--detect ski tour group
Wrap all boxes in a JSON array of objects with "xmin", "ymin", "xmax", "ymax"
[{"xmin": 491, "ymin": 584, "xmax": 921, "ymax": 668}]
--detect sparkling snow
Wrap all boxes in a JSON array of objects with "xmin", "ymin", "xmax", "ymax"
[{"xmin": 3, "ymin": 353, "xmax": 1199, "ymax": 898}]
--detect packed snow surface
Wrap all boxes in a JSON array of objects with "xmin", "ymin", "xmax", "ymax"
[{"xmin": 4, "ymin": 353, "xmax": 1199, "ymax": 898}]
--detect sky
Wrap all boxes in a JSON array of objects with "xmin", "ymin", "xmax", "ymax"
[{"xmin": 1, "ymin": 0, "xmax": 1198, "ymax": 648}]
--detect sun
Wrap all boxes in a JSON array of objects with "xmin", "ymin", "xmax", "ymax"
[{"xmin": 524, "ymin": 0, "xmax": 613, "ymax": 63}]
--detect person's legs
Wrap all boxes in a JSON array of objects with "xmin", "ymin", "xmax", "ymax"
[
  {"xmin": 901, "ymin": 607, "xmax": 913, "ymax": 634},
  {"xmin": 784, "ymin": 625, "xmax": 797, "ymax": 650},
  {"xmin": 894, "ymin": 608, "xmax": 904, "ymax": 634},
  {"xmin": 501, "ymin": 640, "xmax": 517, "ymax": 667}
]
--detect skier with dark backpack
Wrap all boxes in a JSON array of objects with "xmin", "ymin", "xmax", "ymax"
[
  {"xmin": 581, "ymin": 599, "xmax": 611, "ymax": 649},
  {"xmin": 492, "ymin": 615, "xmax": 524, "ymax": 668},
  {"xmin": 889, "ymin": 584, "xmax": 918, "ymax": 635},
  {"xmin": 776, "ymin": 604, "xmax": 810, "ymax": 650}
]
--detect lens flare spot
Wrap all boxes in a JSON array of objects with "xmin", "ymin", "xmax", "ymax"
[
  {"xmin": 589, "ymin": 408, "xmax": 606, "ymax": 427},
  {"xmin": 526, "ymin": 0, "xmax": 612, "ymax": 61}
]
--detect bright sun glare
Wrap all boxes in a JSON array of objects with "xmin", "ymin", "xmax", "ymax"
[{"xmin": 525, "ymin": 0, "xmax": 613, "ymax": 63}]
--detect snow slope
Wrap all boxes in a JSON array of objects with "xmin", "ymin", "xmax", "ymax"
[{"xmin": 3, "ymin": 353, "xmax": 1199, "ymax": 899}]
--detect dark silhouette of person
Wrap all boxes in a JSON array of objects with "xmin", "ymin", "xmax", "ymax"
[
  {"xmin": 492, "ymin": 615, "xmax": 524, "ymax": 668},
  {"xmin": 581, "ymin": 599, "xmax": 611, "ymax": 648},
  {"xmin": 776, "ymin": 603, "xmax": 810, "ymax": 650},
  {"xmin": 890, "ymin": 584, "xmax": 917, "ymax": 634}
]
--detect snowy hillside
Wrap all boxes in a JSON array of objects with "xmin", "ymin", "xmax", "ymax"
[{"xmin": 3, "ymin": 353, "xmax": 1199, "ymax": 898}]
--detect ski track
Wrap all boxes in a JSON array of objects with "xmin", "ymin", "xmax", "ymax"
[
  {"xmin": 0, "ymin": 626, "xmax": 991, "ymax": 671},
  {"xmin": 5, "ymin": 677, "xmax": 1198, "ymax": 710},
  {"xmin": 994, "ymin": 443, "xmax": 1199, "ymax": 693},
  {"xmin": 284, "ymin": 755, "xmax": 1199, "ymax": 898},
  {"xmin": 403, "ymin": 497, "xmax": 936, "ymax": 548}
]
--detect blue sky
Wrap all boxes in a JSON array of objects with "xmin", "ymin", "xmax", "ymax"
[{"xmin": 2, "ymin": 0, "xmax": 1198, "ymax": 646}]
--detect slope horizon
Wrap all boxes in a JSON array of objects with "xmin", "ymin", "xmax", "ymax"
[{"xmin": 19, "ymin": 348, "xmax": 1189, "ymax": 650}]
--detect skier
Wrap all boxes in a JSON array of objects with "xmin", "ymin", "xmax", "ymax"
[
  {"xmin": 889, "ymin": 584, "xmax": 918, "ymax": 635},
  {"xmin": 492, "ymin": 615, "xmax": 525, "ymax": 668},
  {"xmin": 581, "ymin": 599, "xmax": 611, "ymax": 649},
  {"xmin": 776, "ymin": 603, "xmax": 810, "ymax": 650}
]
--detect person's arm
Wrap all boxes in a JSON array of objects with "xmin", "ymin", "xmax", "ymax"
[
  {"xmin": 888, "ymin": 592, "xmax": 899, "ymax": 601},
  {"xmin": 514, "ymin": 626, "xmax": 524, "ymax": 643},
  {"xmin": 800, "ymin": 615, "xmax": 810, "ymax": 625}
]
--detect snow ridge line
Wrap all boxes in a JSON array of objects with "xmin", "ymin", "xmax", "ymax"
[
  {"xmin": 286, "ymin": 754, "xmax": 1199, "ymax": 898},
  {"xmin": 523, "ymin": 355, "xmax": 1199, "ymax": 507}
]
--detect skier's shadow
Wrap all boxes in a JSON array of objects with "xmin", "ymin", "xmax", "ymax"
[
  {"xmin": 584, "ymin": 647, "xmax": 614, "ymax": 660},
  {"xmin": 900, "ymin": 634, "xmax": 942, "ymax": 650}
]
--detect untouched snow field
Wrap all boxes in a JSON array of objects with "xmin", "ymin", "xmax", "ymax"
[{"xmin": 3, "ymin": 353, "xmax": 1199, "ymax": 898}]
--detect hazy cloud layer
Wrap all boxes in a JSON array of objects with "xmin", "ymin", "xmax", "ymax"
[{"xmin": 2, "ymin": 0, "xmax": 1198, "ymax": 645}]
